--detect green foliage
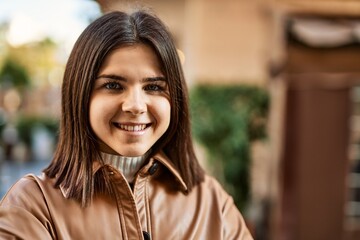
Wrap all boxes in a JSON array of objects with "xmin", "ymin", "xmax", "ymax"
[
  {"xmin": 0, "ymin": 110, "xmax": 5, "ymax": 137},
  {"xmin": 15, "ymin": 115, "xmax": 59, "ymax": 147},
  {"xmin": 190, "ymin": 84, "xmax": 270, "ymax": 210},
  {"xmin": 0, "ymin": 58, "xmax": 31, "ymax": 89}
]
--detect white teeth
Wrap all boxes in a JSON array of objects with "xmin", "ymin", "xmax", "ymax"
[{"xmin": 119, "ymin": 124, "xmax": 147, "ymax": 132}]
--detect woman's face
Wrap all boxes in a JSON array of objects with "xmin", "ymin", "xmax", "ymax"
[{"xmin": 89, "ymin": 44, "xmax": 171, "ymax": 156}]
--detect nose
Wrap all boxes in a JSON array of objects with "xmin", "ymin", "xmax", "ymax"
[{"xmin": 122, "ymin": 88, "xmax": 147, "ymax": 115}]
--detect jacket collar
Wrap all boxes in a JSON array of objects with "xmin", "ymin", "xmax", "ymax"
[
  {"xmin": 59, "ymin": 151, "xmax": 187, "ymax": 198},
  {"xmin": 151, "ymin": 151, "xmax": 188, "ymax": 192}
]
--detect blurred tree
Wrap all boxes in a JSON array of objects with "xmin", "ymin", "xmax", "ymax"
[
  {"xmin": 6, "ymin": 38, "xmax": 61, "ymax": 88},
  {"xmin": 0, "ymin": 58, "xmax": 30, "ymax": 89},
  {"xmin": 190, "ymin": 84, "xmax": 269, "ymax": 210},
  {"xmin": 0, "ymin": 28, "xmax": 61, "ymax": 155},
  {"xmin": 15, "ymin": 115, "xmax": 58, "ymax": 148}
]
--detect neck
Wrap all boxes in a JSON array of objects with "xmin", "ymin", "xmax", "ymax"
[{"xmin": 101, "ymin": 151, "xmax": 151, "ymax": 183}]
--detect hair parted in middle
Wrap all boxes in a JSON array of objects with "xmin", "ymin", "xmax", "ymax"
[{"xmin": 44, "ymin": 10, "xmax": 204, "ymax": 205}]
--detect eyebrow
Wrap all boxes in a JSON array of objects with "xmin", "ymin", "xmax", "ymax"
[{"xmin": 96, "ymin": 74, "xmax": 167, "ymax": 83}]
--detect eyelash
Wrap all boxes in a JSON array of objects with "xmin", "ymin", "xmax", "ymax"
[
  {"xmin": 103, "ymin": 81, "xmax": 123, "ymax": 90},
  {"xmin": 144, "ymin": 84, "xmax": 166, "ymax": 92},
  {"xmin": 101, "ymin": 81, "xmax": 166, "ymax": 92}
]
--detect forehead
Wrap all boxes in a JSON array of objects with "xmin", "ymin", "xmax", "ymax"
[{"xmin": 100, "ymin": 43, "xmax": 163, "ymax": 72}]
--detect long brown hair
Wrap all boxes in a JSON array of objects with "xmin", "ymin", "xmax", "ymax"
[{"xmin": 44, "ymin": 10, "xmax": 204, "ymax": 205}]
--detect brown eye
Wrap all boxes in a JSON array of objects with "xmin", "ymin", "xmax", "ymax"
[
  {"xmin": 105, "ymin": 82, "xmax": 122, "ymax": 90},
  {"xmin": 145, "ymin": 84, "xmax": 161, "ymax": 91}
]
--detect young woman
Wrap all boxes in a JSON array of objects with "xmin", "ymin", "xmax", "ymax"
[{"xmin": 0, "ymin": 10, "xmax": 253, "ymax": 239}]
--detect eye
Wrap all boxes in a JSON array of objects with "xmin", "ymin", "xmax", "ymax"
[
  {"xmin": 145, "ymin": 84, "xmax": 162, "ymax": 91},
  {"xmin": 105, "ymin": 82, "xmax": 122, "ymax": 90}
]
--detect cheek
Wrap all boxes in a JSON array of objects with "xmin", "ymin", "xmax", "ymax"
[
  {"xmin": 157, "ymin": 100, "xmax": 171, "ymax": 127},
  {"xmin": 89, "ymin": 97, "xmax": 114, "ymax": 128}
]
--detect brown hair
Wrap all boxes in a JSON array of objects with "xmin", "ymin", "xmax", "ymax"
[{"xmin": 44, "ymin": 10, "xmax": 204, "ymax": 205}]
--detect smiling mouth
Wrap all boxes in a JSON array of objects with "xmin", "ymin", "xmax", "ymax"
[{"xmin": 113, "ymin": 123, "xmax": 151, "ymax": 132}]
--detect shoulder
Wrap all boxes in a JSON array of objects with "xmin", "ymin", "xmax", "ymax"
[
  {"xmin": 0, "ymin": 174, "xmax": 56, "ymax": 239},
  {"xmin": 1, "ymin": 174, "xmax": 54, "ymax": 208},
  {"xmin": 198, "ymin": 175, "xmax": 254, "ymax": 239},
  {"xmin": 189, "ymin": 174, "xmax": 236, "ymax": 212},
  {"xmin": 198, "ymin": 174, "xmax": 231, "ymax": 199}
]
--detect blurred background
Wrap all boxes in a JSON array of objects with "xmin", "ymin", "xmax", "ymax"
[{"xmin": 0, "ymin": 0, "xmax": 360, "ymax": 239}]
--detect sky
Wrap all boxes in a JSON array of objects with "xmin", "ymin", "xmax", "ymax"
[{"xmin": 0, "ymin": 0, "xmax": 102, "ymax": 48}]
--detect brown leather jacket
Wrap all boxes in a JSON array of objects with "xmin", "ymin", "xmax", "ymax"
[{"xmin": 0, "ymin": 152, "xmax": 253, "ymax": 240}]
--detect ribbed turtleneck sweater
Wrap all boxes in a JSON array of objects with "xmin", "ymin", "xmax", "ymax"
[{"xmin": 101, "ymin": 151, "xmax": 150, "ymax": 183}]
